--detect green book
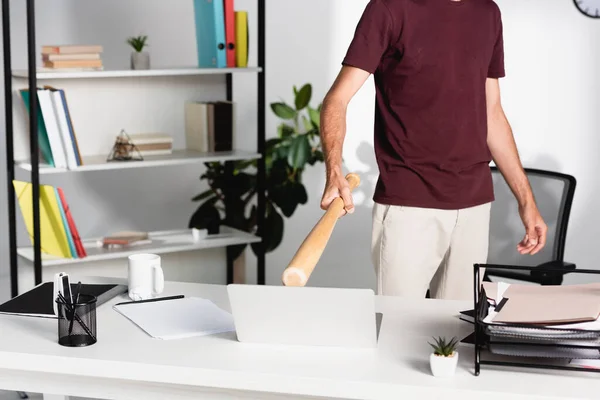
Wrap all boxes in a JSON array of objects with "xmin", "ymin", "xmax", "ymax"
[{"xmin": 19, "ymin": 88, "xmax": 55, "ymax": 167}]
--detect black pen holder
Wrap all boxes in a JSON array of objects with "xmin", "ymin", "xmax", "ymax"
[{"xmin": 56, "ymin": 294, "xmax": 97, "ymax": 347}]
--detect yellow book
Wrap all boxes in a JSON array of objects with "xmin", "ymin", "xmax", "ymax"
[
  {"xmin": 13, "ymin": 180, "xmax": 73, "ymax": 258},
  {"xmin": 235, "ymin": 11, "xmax": 248, "ymax": 68}
]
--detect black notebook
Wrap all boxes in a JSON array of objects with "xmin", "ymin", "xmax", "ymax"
[{"xmin": 0, "ymin": 282, "xmax": 127, "ymax": 318}]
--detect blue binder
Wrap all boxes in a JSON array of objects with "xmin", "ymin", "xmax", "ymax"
[{"xmin": 193, "ymin": 0, "xmax": 227, "ymax": 68}]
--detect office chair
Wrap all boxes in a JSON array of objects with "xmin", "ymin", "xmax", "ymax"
[{"xmin": 484, "ymin": 166, "xmax": 577, "ymax": 285}]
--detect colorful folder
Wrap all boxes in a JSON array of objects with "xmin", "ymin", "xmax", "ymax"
[
  {"xmin": 13, "ymin": 180, "xmax": 72, "ymax": 258},
  {"xmin": 235, "ymin": 11, "xmax": 248, "ymax": 68},
  {"xmin": 193, "ymin": 0, "xmax": 227, "ymax": 68},
  {"xmin": 223, "ymin": 0, "xmax": 236, "ymax": 67}
]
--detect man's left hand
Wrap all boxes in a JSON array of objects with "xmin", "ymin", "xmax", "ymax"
[{"xmin": 517, "ymin": 204, "xmax": 547, "ymax": 255}]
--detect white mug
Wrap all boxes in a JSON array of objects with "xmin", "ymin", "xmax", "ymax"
[{"xmin": 127, "ymin": 253, "xmax": 164, "ymax": 301}]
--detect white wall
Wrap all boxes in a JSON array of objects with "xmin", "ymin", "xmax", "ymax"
[
  {"xmin": 261, "ymin": 0, "xmax": 600, "ymax": 288},
  {"xmin": 1, "ymin": 0, "xmax": 598, "ymax": 300}
]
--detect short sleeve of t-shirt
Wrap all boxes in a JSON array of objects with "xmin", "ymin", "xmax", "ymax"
[
  {"xmin": 488, "ymin": 5, "xmax": 505, "ymax": 78},
  {"xmin": 342, "ymin": 0, "xmax": 397, "ymax": 74}
]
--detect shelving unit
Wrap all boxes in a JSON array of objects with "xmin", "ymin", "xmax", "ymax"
[
  {"xmin": 11, "ymin": 66, "xmax": 262, "ymax": 80},
  {"xmin": 2, "ymin": 0, "xmax": 267, "ymax": 297},
  {"xmin": 16, "ymin": 227, "xmax": 261, "ymax": 267},
  {"xmin": 14, "ymin": 149, "xmax": 262, "ymax": 174}
]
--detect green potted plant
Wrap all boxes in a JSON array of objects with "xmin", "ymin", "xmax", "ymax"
[
  {"xmin": 127, "ymin": 35, "xmax": 149, "ymax": 70},
  {"xmin": 429, "ymin": 336, "xmax": 459, "ymax": 377},
  {"xmin": 189, "ymin": 83, "xmax": 323, "ymax": 268}
]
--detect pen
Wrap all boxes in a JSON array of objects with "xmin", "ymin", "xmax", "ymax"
[
  {"xmin": 115, "ymin": 294, "xmax": 184, "ymax": 306},
  {"xmin": 68, "ymin": 281, "xmax": 82, "ymax": 336}
]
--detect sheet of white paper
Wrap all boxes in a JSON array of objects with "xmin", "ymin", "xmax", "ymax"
[
  {"xmin": 114, "ymin": 297, "xmax": 235, "ymax": 340},
  {"xmin": 497, "ymin": 282, "xmax": 510, "ymax": 303}
]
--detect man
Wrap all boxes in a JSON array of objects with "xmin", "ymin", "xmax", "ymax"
[{"xmin": 319, "ymin": 0, "xmax": 547, "ymax": 300}]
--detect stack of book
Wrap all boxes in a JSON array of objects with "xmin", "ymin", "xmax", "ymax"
[
  {"xmin": 127, "ymin": 133, "xmax": 174, "ymax": 157},
  {"xmin": 41, "ymin": 45, "xmax": 103, "ymax": 71},
  {"xmin": 19, "ymin": 87, "xmax": 83, "ymax": 170},
  {"xmin": 13, "ymin": 180, "xmax": 87, "ymax": 260},
  {"xmin": 185, "ymin": 101, "xmax": 234, "ymax": 152}
]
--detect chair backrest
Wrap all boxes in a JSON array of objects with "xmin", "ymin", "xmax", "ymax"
[{"xmin": 487, "ymin": 167, "xmax": 576, "ymax": 267}]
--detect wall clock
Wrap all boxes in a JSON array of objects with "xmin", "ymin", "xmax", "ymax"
[{"xmin": 574, "ymin": 0, "xmax": 600, "ymax": 18}]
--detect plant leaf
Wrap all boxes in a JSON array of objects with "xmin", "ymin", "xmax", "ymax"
[
  {"xmin": 251, "ymin": 204, "xmax": 285, "ymax": 254},
  {"xmin": 295, "ymin": 182, "xmax": 308, "ymax": 205},
  {"xmin": 308, "ymin": 107, "xmax": 320, "ymax": 129},
  {"xmin": 287, "ymin": 135, "xmax": 310, "ymax": 169},
  {"xmin": 294, "ymin": 84, "xmax": 312, "ymax": 110},
  {"xmin": 191, "ymin": 189, "xmax": 214, "ymax": 202},
  {"xmin": 277, "ymin": 123, "xmax": 295, "ymax": 139},
  {"xmin": 270, "ymin": 183, "xmax": 299, "ymax": 218},
  {"xmin": 271, "ymin": 102, "xmax": 296, "ymax": 120},
  {"xmin": 302, "ymin": 115, "xmax": 312, "ymax": 132},
  {"xmin": 188, "ymin": 197, "xmax": 221, "ymax": 230}
]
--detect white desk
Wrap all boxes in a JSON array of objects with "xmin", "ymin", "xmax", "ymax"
[{"xmin": 0, "ymin": 281, "xmax": 599, "ymax": 400}]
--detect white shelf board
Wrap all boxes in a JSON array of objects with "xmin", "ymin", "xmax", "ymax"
[
  {"xmin": 12, "ymin": 67, "xmax": 262, "ymax": 80},
  {"xmin": 17, "ymin": 227, "xmax": 260, "ymax": 267},
  {"xmin": 15, "ymin": 149, "xmax": 261, "ymax": 174}
]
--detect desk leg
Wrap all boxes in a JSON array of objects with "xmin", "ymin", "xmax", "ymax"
[{"xmin": 43, "ymin": 394, "xmax": 70, "ymax": 400}]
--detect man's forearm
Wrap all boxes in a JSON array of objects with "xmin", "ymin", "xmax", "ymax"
[
  {"xmin": 320, "ymin": 95, "xmax": 347, "ymax": 179},
  {"xmin": 487, "ymin": 107, "xmax": 535, "ymax": 209}
]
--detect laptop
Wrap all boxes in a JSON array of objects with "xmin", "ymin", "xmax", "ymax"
[{"xmin": 226, "ymin": 284, "xmax": 381, "ymax": 348}]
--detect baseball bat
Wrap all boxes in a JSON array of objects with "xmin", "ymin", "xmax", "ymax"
[{"xmin": 281, "ymin": 173, "xmax": 360, "ymax": 286}]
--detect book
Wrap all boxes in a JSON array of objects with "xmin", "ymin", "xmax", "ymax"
[
  {"xmin": 185, "ymin": 101, "xmax": 209, "ymax": 152},
  {"xmin": 209, "ymin": 101, "xmax": 234, "ymax": 151},
  {"xmin": 43, "ymin": 59, "xmax": 103, "ymax": 69},
  {"xmin": 41, "ymin": 45, "xmax": 103, "ymax": 55},
  {"xmin": 102, "ymin": 231, "xmax": 149, "ymax": 246},
  {"xmin": 43, "ymin": 86, "xmax": 82, "ymax": 167},
  {"xmin": 42, "ymin": 53, "xmax": 100, "ymax": 61},
  {"xmin": 0, "ymin": 282, "xmax": 127, "ymax": 318},
  {"xmin": 36, "ymin": 88, "xmax": 68, "ymax": 169},
  {"xmin": 19, "ymin": 89, "xmax": 55, "ymax": 167}
]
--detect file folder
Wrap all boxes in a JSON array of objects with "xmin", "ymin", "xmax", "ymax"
[
  {"xmin": 235, "ymin": 11, "xmax": 248, "ymax": 67},
  {"xmin": 223, "ymin": 0, "xmax": 236, "ymax": 67},
  {"xmin": 193, "ymin": 0, "xmax": 227, "ymax": 68}
]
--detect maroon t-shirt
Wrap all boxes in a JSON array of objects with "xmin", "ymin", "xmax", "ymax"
[{"xmin": 343, "ymin": 0, "xmax": 505, "ymax": 209}]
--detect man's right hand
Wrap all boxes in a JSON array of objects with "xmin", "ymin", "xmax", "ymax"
[{"xmin": 320, "ymin": 173, "xmax": 354, "ymax": 217}]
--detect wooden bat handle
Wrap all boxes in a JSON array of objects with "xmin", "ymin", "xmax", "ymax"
[{"xmin": 281, "ymin": 173, "xmax": 360, "ymax": 287}]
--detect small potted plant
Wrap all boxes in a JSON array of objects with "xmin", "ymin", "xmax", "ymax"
[
  {"xmin": 127, "ymin": 35, "xmax": 149, "ymax": 70},
  {"xmin": 428, "ymin": 336, "xmax": 459, "ymax": 377}
]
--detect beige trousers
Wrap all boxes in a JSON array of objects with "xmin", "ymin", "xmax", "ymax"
[{"xmin": 371, "ymin": 202, "xmax": 491, "ymax": 300}]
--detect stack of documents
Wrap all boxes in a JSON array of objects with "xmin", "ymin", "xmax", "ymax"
[
  {"xmin": 478, "ymin": 282, "xmax": 600, "ymax": 359},
  {"xmin": 114, "ymin": 297, "xmax": 235, "ymax": 340}
]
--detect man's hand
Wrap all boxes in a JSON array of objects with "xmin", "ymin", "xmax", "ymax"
[
  {"xmin": 485, "ymin": 78, "xmax": 547, "ymax": 256},
  {"xmin": 319, "ymin": 65, "xmax": 369, "ymax": 217},
  {"xmin": 321, "ymin": 173, "xmax": 354, "ymax": 217},
  {"xmin": 517, "ymin": 204, "xmax": 547, "ymax": 255}
]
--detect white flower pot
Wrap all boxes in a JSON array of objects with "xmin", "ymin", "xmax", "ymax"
[
  {"xmin": 429, "ymin": 351, "xmax": 458, "ymax": 377},
  {"xmin": 131, "ymin": 51, "xmax": 150, "ymax": 70}
]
